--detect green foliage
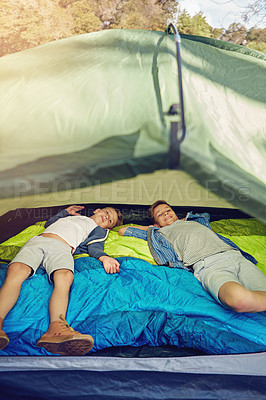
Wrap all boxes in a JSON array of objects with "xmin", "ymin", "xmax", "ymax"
[
  {"xmin": 0, "ymin": 0, "xmax": 174, "ymax": 56},
  {"xmin": 246, "ymin": 41, "xmax": 266, "ymax": 53},
  {"xmin": 246, "ymin": 27, "xmax": 266, "ymax": 49},
  {"xmin": 220, "ymin": 23, "xmax": 266, "ymax": 52},
  {"xmin": 0, "ymin": 0, "xmax": 73, "ymax": 56},
  {"xmin": 117, "ymin": 0, "xmax": 167, "ymax": 31},
  {"xmin": 69, "ymin": 0, "xmax": 101, "ymax": 33},
  {"xmin": 177, "ymin": 11, "xmax": 265, "ymax": 53},
  {"xmin": 177, "ymin": 11, "xmax": 212, "ymax": 37},
  {"xmin": 211, "ymin": 28, "xmax": 224, "ymax": 39},
  {"xmin": 191, "ymin": 12, "xmax": 212, "ymax": 37},
  {"xmin": 0, "ymin": 0, "xmax": 265, "ymax": 56},
  {"xmin": 221, "ymin": 23, "xmax": 247, "ymax": 45},
  {"xmin": 248, "ymin": 27, "xmax": 264, "ymax": 42},
  {"xmin": 177, "ymin": 10, "xmax": 194, "ymax": 34}
]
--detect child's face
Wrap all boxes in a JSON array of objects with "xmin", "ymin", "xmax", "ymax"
[
  {"xmin": 93, "ymin": 207, "xmax": 118, "ymax": 229},
  {"xmin": 153, "ymin": 204, "xmax": 178, "ymax": 228}
]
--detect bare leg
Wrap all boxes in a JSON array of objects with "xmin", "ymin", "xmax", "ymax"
[
  {"xmin": 219, "ymin": 281, "xmax": 266, "ymax": 313},
  {"xmin": 48, "ymin": 269, "xmax": 74, "ymax": 323},
  {"xmin": 0, "ymin": 262, "xmax": 32, "ymax": 325},
  {"xmin": 37, "ymin": 269, "xmax": 94, "ymax": 355}
]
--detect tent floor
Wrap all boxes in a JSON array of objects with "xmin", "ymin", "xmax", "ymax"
[{"xmin": 0, "ymin": 369, "xmax": 265, "ymax": 399}]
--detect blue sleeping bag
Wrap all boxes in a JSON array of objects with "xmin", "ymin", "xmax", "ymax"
[{"xmin": 0, "ymin": 256, "xmax": 265, "ymax": 356}]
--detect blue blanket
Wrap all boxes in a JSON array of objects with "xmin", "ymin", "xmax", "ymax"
[{"xmin": 0, "ymin": 256, "xmax": 265, "ymax": 356}]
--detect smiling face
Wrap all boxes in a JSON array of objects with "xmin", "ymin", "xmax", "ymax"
[
  {"xmin": 153, "ymin": 203, "xmax": 179, "ymax": 228},
  {"xmin": 92, "ymin": 207, "xmax": 119, "ymax": 229}
]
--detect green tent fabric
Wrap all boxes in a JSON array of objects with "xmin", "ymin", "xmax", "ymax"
[
  {"xmin": 0, "ymin": 29, "xmax": 175, "ymax": 171},
  {"xmin": 178, "ymin": 34, "xmax": 266, "ymax": 221},
  {"xmin": 0, "ymin": 29, "xmax": 265, "ymax": 220}
]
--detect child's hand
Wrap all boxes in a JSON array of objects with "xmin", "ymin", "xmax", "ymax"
[
  {"xmin": 65, "ymin": 205, "xmax": 85, "ymax": 215},
  {"xmin": 99, "ymin": 256, "xmax": 120, "ymax": 274}
]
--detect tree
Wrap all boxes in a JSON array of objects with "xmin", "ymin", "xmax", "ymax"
[
  {"xmin": 156, "ymin": 0, "xmax": 177, "ymax": 16},
  {"xmin": 177, "ymin": 11, "xmax": 212, "ymax": 37},
  {"xmin": 221, "ymin": 23, "xmax": 247, "ymax": 45},
  {"xmin": 210, "ymin": 0, "xmax": 265, "ymax": 28},
  {"xmin": 89, "ymin": 0, "xmax": 125, "ymax": 29},
  {"xmin": 117, "ymin": 0, "xmax": 167, "ymax": 31},
  {"xmin": 0, "ymin": 0, "xmax": 73, "ymax": 56},
  {"xmin": 247, "ymin": 27, "xmax": 266, "ymax": 43},
  {"xmin": 241, "ymin": 0, "xmax": 265, "ymax": 27},
  {"xmin": 191, "ymin": 12, "xmax": 212, "ymax": 37},
  {"xmin": 177, "ymin": 10, "xmax": 194, "ymax": 34},
  {"xmin": 246, "ymin": 27, "xmax": 266, "ymax": 53},
  {"xmin": 0, "ymin": 0, "xmax": 265, "ymax": 57},
  {"xmin": 246, "ymin": 41, "xmax": 266, "ymax": 53},
  {"xmin": 211, "ymin": 28, "xmax": 224, "ymax": 39},
  {"xmin": 68, "ymin": 0, "xmax": 101, "ymax": 34}
]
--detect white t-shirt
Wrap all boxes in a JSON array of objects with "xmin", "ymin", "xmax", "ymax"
[{"xmin": 44, "ymin": 216, "xmax": 98, "ymax": 250}]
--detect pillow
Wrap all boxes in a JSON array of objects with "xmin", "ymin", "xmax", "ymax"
[
  {"xmin": 1, "ymin": 219, "xmax": 264, "ymax": 274},
  {"xmin": 210, "ymin": 218, "xmax": 266, "ymax": 236},
  {"xmin": 0, "ymin": 222, "xmax": 155, "ymax": 265},
  {"xmin": 102, "ymin": 225, "xmax": 155, "ymax": 264},
  {"xmin": 0, "ymin": 222, "xmax": 45, "ymax": 261},
  {"xmin": 211, "ymin": 218, "xmax": 266, "ymax": 275}
]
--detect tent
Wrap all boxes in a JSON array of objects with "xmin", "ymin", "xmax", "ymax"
[{"xmin": 0, "ymin": 28, "xmax": 265, "ymax": 399}]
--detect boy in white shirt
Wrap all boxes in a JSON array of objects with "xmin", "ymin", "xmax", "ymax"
[{"xmin": 0, "ymin": 204, "xmax": 123, "ymax": 355}]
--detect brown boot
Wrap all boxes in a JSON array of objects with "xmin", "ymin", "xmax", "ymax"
[
  {"xmin": 36, "ymin": 315, "xmax": 94, "ymax": 356},
  {"xmin": 0, "ymin": 318, "xmax": 9, "ymax": 351}
]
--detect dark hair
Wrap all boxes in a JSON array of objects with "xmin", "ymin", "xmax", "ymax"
[
  {"xmin": 148, "ymin": 200, "xmax": 171, "ymax": 223},
  {"xmin": 113, "ymin": 208, "xmax": 123, "ymax": 227}
]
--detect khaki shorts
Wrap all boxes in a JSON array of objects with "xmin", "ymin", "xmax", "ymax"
[
  {"xmin": 10, "ymin": 236, "xmax": 74, "ymax": 282},
  {"xmin": 193, "ymin": 250, "xmax": 266, "ymax": 305}
]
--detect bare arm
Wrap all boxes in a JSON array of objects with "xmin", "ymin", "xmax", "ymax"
[
  {"xmin": 65, "ymin": 205, "xmax": 84, "ymax": 215},
  {"xmin": 118, "ymin": 225, "xmax": 149, "ymax": 236},
  {"xmin": 45, "ymin": 205, "xmax": 85, "ymax": 228},
  {"xmin": 98, "ymin": 255, "xmax": 120, "ymax": 274}
]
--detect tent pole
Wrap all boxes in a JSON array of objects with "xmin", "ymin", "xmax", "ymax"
[{"xmin": 166, "ymin": 23, "xmax": 186, "ymax": 169}]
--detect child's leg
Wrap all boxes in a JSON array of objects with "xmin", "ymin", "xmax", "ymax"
[
  {"xmin": 0, "ymin": 262, "xmax": 32, "ymax": 350},
  {"xmin": 218, "ymin": 252, "xmax": 266, "ymax": 312},
  {"xmin": 194, "ymin": 250, "xmax": 266, "ymax": 313},
  {"xmin": 0, "ymin": 317, "xmax": 9, "ymax": 350},
  {"xmin": 37, "ymin": 269, "xmax": 94, "ymax": 356},
  {"xmin": 0, "ymin": 262, "xmax": 32, "ymax": 322},
  {"xmin": 218, "ymin": 282, "xmax": 266, "ymax": 313},
  {"xmin": 48, "ymin": 269, "xmax": 74, "ymax": 322}
]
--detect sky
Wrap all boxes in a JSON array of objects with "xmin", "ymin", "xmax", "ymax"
[{"xmin": 178, "ymin": 0, "xmax": 265, "ymax": 29}]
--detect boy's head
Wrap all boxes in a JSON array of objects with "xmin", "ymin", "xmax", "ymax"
[
  {"xmin": 92, "ymin": 207, "xmax": 123, "ymax": 229},
  {"xmin": 148, "ymin": 200, "xmax": 178, "ymax": 228}
]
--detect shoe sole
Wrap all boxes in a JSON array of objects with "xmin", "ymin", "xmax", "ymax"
[
  {"xmin": 36, "ymin": 336, "xmax": 94, "ymax": 356},
  {"xmin": 0, "ymin": 336, "xmax": 9, "ymax": 351}
]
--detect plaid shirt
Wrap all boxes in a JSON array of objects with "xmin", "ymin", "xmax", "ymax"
[{"xmin": 124, "ymin": 212, "xmax": 257, "ymax": 269}]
